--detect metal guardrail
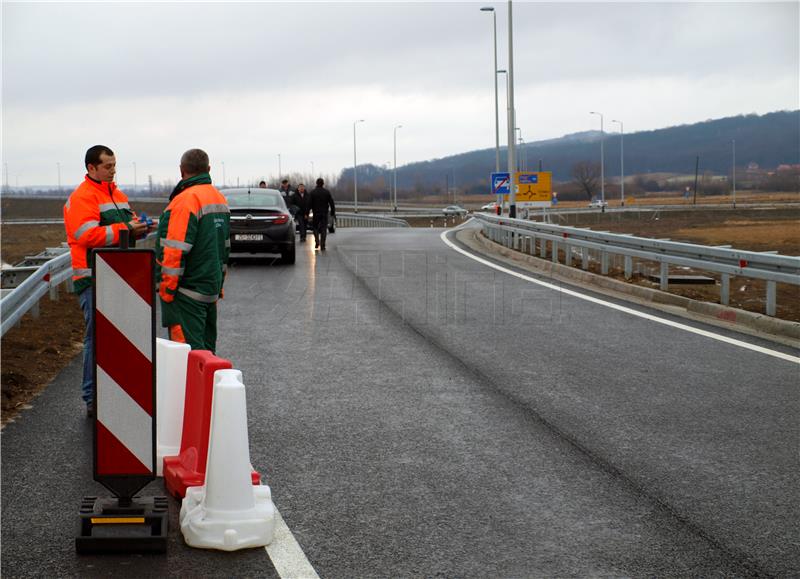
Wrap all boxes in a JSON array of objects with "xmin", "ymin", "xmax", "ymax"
[
  {"xmin": 334, "ymin": 213, "xmax": 409, "ymax": 228},
  {"xmin": 474, "ymin": 213, "xmax": 800, "ymax": 317}
]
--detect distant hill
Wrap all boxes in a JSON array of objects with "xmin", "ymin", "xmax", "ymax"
[{"xmin": 340, "ymin": 110, "xmax": 799, "ymax": 196}]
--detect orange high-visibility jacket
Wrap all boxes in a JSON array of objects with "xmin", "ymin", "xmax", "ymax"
[
  {"xmin": 64, "ymin": 176, "xmax": 136, "ymax": 294},
  {"xmin": 155, "ymin": 184, "xmax": 230, "ymax": 305}
]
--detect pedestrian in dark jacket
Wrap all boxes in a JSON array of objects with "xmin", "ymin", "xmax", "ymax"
[
  {"xmin": 290, "ymin": 183, "xmax": 311, "ymax": 242},
  {"xmin": 309, "ymin": 178, "xmax": 336, "ymax": 251}
]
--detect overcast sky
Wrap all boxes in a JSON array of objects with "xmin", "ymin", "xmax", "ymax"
[{"xmin": 2, "ymin": 1, "xmax": 798, "ymax": 189}]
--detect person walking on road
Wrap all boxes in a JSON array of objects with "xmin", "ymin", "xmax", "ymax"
[
  {"xmin": 278, "ymin": 179, "xmax": 293, "ymax": 205},
  {"xmin": 291, "ymin": 183, "xmax": 310, "ymax": 242},
  {"xmin": 309, "ymin": 177, "xmax": 336, "ymax": 251},
  {"xmin": 64, "ymin": 145, "xmax": 150, "ymax": 417},
  {"xmin": 156, "ymin": 149, "xmax": 230, "ymax": 352}
]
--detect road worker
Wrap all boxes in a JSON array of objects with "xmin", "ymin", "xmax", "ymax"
[
  {"xmin": 156, "ymin": 149, "xmax": 230, "ymax": 352},
  {"xmin": 64, "ymin": 145, "xmax": 149, "ymax": 417}
]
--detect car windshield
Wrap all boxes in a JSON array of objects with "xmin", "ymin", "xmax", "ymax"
[{"xmin": 226, "ymin": 189, "xmax": 284, "ymax": 209}]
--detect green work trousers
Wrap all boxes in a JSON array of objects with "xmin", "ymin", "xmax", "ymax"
[{"xmin": 163, "ymin": 291, "xmax": 218, "ymax": 352}]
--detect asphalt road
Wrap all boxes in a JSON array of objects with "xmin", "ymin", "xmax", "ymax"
[{"xmin": 2, "ymin": 225, "xmax": 798, "ymax": 577}]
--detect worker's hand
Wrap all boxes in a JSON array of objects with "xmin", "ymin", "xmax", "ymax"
[{"xmin": 128, "ymin": 220, "xmax": 148, "ymax": 239}]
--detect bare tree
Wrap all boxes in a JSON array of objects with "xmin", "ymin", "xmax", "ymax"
[{"xmin": 572, "ymin": 161, "xmax": 600, "ymax": 200}]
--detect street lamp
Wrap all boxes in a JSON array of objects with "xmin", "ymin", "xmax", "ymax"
[
  {"xmin": 611, "ymin": 119, "xmax": 624, "ymax": 206},
  {"xmin": 480, "ymin": 6, "xmax": 500, "ymax": 176},
  {"xmin": 497, "ymin": 68, "xmax": 508, "ymax": 214},
  {"xmin": 353, "ymin": 119, "xmax": 365, "ymax": 213},
  {"xmin": 506, "ymin": 0, "xmax": 517, "ymax": 218},
  {"xmin": 393, "ymin": 124, "xmax": 403, "ymax": 212},
  {"xmin": 590, "ymin": 111, "xmax": 605, "ymax": 205},
  {"xmin": 732, "ymin": 139, "xmax": 736, "ymax": 208}
]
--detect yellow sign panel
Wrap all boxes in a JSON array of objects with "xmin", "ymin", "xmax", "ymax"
[{"xmin": 503, "ymin": 172, "xmax": 553, "ymax": 205}]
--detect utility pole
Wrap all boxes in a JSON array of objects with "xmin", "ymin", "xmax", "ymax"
[
  {"xmin": 506, "ymin": 0, "xmax": 517, "ymax": 218},
  {"xmin": 693, "ymin": 156, "xmax": 699, "ymax": 205}
]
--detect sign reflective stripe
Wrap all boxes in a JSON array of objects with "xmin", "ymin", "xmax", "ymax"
[
  {"xmin": 225, "ymin": 239, "xmax": 231, "ymax": 248},
  {"xmin": 178, "ymin": 287, "xmax": 218, "ymax": 303},
  {"xmin": 105, "ymin": 225, "xmax": 115, "ymax": 245},
  {"xmin": 74, "ymin": 268, "xmax": 92, "ymax": 277},
  {"xmin": 75, "ymin": 220, "xmax": 100, "ymax": 240},
  {"xmin": 161, "ymin": 266, "xmax": 185, "ymax": 276},
  {"xmin": 95, "ymin": 257, "xmax": 153, "ymax": 361},
  {"xmin": 162, "ymin": 238, "xmax": 193, "ymax": 252},
  {"xmin": 197, "ymin": 203, "xmax": 230, "ymax": 218},
  {"xmin": 90, "ymin": 517, "xmax": 146, "ymax": 524},
  {"xmin": 97, "ymin": 365, "xmax": 153, "ymax": 469}
]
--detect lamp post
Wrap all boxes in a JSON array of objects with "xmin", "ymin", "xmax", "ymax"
[
  {"xmin": 590, "ymin": 111, "xmax": 605, "ymax": 205},
  {"xmin": 393, "ymin": 124, "xmax": 403, "ymax": 212},
  {"xmin": 506, "ymin": 0, "xmax": 517, "ymax": 218},
  {"xmin": 480, "ymin": 6, "xmax": 500, "ymax": 176},
  {"xmin": 732, "ymin": 139, "xmax": 736, "ymax": 209},
  {"xmin": 497, "ymin": 69, "xmax": 508, "ymax": 215},
  {"xmin": 353, "ymin": 119, "xmax": 365, "ymax": 213},
  {"xmin": 611, "ymin": 119, "xmax": 624, "ymax": 206}
]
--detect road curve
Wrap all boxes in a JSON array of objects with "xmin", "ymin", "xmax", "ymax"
[{"xmin": 2, "ymin": 226, "xmax": 797, "ymax": 577}]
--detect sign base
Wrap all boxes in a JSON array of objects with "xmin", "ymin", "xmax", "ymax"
[{"xmin": 76, "ymin": 495, "xmax": 168, "ymax": 554}]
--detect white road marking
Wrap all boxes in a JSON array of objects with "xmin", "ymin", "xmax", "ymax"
[
  {"xmin": 265, "ymin": 507, "xmax": 320, "ymax": 579},
  {"xmin": 441, "ymin": 229, "xmax": 800, "ymax": 365}
]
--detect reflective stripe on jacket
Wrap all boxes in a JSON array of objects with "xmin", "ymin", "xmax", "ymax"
[
  {"xmin": 156, "ymin": 183, "xmax": 230, "ymax": 304},
  {"xmin": 63, "ymin": 176, "xmax": 135, "ymax": 294}
]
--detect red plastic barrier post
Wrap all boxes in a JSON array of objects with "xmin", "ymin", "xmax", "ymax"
[{"xmin": 163, "ymin": 351, "xmax": 260, "ymax": 498}]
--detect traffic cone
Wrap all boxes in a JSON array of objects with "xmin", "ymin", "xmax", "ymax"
[
  {"xmin": 180, "ymin": 369, "xmax": 275, "ymax": 551},
  {"xmin": 163, "ymin": 351, "xmax": 261, "ymax": 498},
  {"xmin": 156, "ymin": 338, "xmax": 191, "ymax": 476}
]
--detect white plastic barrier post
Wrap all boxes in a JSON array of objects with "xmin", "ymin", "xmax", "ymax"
[
  {"xmin": 156, "ymin": 338, "xmax": 191, "ymax": 476},
  {"xmin": 180, "ymin": 369, "xmax": 275, "ymax": 551}
]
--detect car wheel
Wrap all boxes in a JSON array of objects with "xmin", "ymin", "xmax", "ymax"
[{"xmin": 280, "ymin": 246, "xmax": 296, "ymax": 265}]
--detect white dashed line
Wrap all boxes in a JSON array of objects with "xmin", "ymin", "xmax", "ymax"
[
  {"xmin": 265, "ymin": 507, "xmax": 320, "ymax": 579},
  {"xmin": 441, "ymin": 229, "xmax": 800, "ymax": 365}
]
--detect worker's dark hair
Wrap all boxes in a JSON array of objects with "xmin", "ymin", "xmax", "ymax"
[
  {"xmin": 259, "ymin": 180, "xmax": 267, "ymax": 186},
  {"xmin": 85, "ymin": 145, "xmax": 114, "ymax": 169},
  {"xmin": 316, "ymin": 178, "xmax": 324, "ymax": 186},
  {"xmin": 281, "ymin": 179, "xmax": 289, "ymax": 185},
  {"xmin": 180, "ymin": 148, "xmax": 210, "ymax": 176}
]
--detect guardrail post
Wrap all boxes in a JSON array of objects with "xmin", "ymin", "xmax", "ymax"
[
  {"xmin": 601, "ymin": 251, "xmax": 609, "ymax": 275},
  {"xmin": 766, "ymin": 281, "xmax": 777, "ymax": 316},
  {"xmin": 552, "ymin": 241, "xmax": 559, "ymax": 264},
  {"xmin": 529, "ymin": 236, "xmax": 536, "ymax": 256},
  {"xmin": 660, "ymin": 262, "xmax": 669, "ymax": 291},
  {"xmin": 624, "ymin": 256, "xmax": 633, "ymax": 280},
  {"xmin": 565, "ymin": 244, "xmax": 572, "ymax": 267},
  {"xmin": 720, "ymin": 273, "xmax": 730, "ymax": 306},
  {"xmin": 581, "ymin": 247, "xmax": 589, "ymax": 270},
  {"xmin": 540, "ymin": 238, "xmax": 547, "ymax": 259},
  {"xmin": 31, "ymin": 299, "xmax": 40, "ymax": 319},
  {"xmin": 49, "ymin": 282, "xmax": 59, "ymax": 301}
]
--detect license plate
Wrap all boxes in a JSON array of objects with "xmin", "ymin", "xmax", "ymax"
[{"xmin": 234, "ymin": 234, "xmax": 263, "ymax": 241}]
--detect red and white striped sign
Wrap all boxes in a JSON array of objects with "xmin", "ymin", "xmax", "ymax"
[{"xmin": 94, "ymin": 249, "xmax": 156, "ymax": 487}]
